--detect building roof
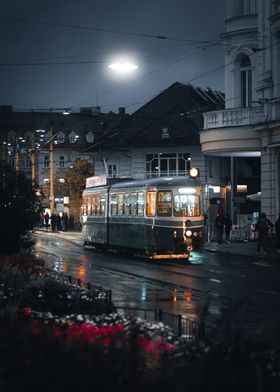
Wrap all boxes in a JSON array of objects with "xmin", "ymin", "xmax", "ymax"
[
  {"xmin": 0, "ymin": 106, "xmax": 128, "ymax": 151},
  {"xmin": 89, "ymin": 82, "xmax": 224, "ymax": 151}
]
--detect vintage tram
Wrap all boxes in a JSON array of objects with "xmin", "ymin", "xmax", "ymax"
[{"xmin": 82, "ymin": 171, "xmax": 204, "ymax": 260}]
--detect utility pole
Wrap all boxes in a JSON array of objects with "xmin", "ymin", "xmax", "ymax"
[
  {"xmin": 31, "ymin": 149, "xmax": 36, "ymax": 186},
  {"xmin": 49, "ymin": 140, "xmax": 54, "ymax": 214},
  {"xmin": 15, "ymin": 139, "xmax": 20, "ymax": 175}
]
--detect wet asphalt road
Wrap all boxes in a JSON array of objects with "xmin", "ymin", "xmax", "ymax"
[{"xmin": 34, "ymin": 230, "xmax": 280, "ymax": 342}]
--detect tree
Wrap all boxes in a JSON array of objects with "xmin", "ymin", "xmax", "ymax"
[
  {"xmin": 65, "ymin": 160, "xmax": 94, "ymax": 219},
  {"xmin": 0, "ymin": 162, "xmax": 41, "ymax": 254}
]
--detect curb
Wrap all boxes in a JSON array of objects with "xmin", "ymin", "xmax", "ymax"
[{"xmin": 204, "ymin": 246, "xmax": 279, "ymax": 262}]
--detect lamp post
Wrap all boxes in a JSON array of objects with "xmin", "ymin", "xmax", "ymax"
[{"xmin": 49, "ymin": 139, "xmax": 54, "ymax": 214}]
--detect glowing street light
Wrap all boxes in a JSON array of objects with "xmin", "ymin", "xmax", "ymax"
[{"xmin": 108, "ymin": 60, "xmax": 138, "ymax": 74}]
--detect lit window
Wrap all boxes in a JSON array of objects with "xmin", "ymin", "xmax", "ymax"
[{"xmin": 146, "ymin": 191, "xmax": 156, "ymax": 216}]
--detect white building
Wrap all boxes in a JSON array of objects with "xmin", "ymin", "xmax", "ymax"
[{"xmin": 200, "ymin": 0, "xmax": 280, "ymax": 223}]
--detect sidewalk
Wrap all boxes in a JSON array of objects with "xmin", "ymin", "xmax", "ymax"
[
  {"xmin": 35, "ymin": 228, "xmax": 83, "ymax": 246},
  {"xmin": 203, "ymin": 240, "xmax": 280, "ymax": 262}
]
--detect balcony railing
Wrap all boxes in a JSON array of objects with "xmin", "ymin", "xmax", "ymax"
[
  {"xmin": 106, "ymin": 171, "xmax": 189, "ymax": 180},
  {"xmin": 203, "ymin": 107, "xmax": 266, "ymax": 130}
]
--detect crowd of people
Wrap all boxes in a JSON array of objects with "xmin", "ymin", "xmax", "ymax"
[
  {"xmin": 42, "ymin": 212, "xmax": 76, "ymax": 232},
  {"xmin": 212, "ymin": 211, "xmax": 280, "ymax": 254}
]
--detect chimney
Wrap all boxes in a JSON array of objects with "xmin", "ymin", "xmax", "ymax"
[{"xmin": 118, "ymin": 107, "xmax": 125, "ymax": 115}]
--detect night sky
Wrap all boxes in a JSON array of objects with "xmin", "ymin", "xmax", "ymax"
[{"xmin": 0, "ymin": 0, "xmax": 225, "ymax": 114}]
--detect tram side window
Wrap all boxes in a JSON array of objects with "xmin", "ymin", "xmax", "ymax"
[
  {"xmin": 83, "ymin": 196, "xmax": 87, "ymax": 215},
  {"xmin": 137, "ymin": 192, "xmax": 144, "ymax": 216},
  {"xmin": 131, "ymin": 193, "xmax": 137, "ymax": 215},
  {"xmin": 96, "ymin": 196, "xmax": 101, "ymax": 215},
  {"xmin": 100, "ymin": 194, "xmax": 106, "ymax": 216},
  {"xmin": 87, "ymin": 196, "xmax": 92, "ymax": 216},
  {"xmin": 157, "ymin": 191, "xmax": 172, "ymax": 217},
  {"xmin": 91, "ymin": 196, "xmax": 101, "ymax": 215},
  {"xmin": 173, "ymin": 194, "xmax": 200, "ymax": 217},
  {"xmin": 118, "ymin": 193, "xmax": 124, "ymax": 215},
  {"xmin": 110, "ymin": 194, "xmax": 118, "ymax": 215},
  {"xmin": 123, "ymin": 193, "xmax": 131, "ymax": 215},
  {"xmin": 146, "ymin": 191, "xmax": 156, "ymax": 217}
]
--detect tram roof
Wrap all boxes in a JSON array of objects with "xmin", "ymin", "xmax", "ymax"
[{"xmin": 84, "ymin": 176, "xmax": 201, "ymax": 192}]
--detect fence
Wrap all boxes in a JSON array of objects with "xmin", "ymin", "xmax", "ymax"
[{"xmin": 115, "ymin": 306, "xmax": 219, "ymax": 340}]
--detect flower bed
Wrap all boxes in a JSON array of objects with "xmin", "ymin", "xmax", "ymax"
[{"xmin": 1, "ymin": 254, "xmax": 280, "ymax": 391}]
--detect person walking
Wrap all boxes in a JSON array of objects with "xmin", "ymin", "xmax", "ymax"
[
  {"xmin": 275, "ymin": 214, "xmax": 280, "ymax": 252},
  {"xmin": 44, "ymin": 212, "xmax": 50, "ymax": 229},
  {"xmin": 51, "ymin": 213, "xmax": 56, "ymax": 231},
  {"xmin": 224, "ymin": 214, "xmax": 232, "ymax": 243},
  {"xmin": 69, "ymin": 214, "xmax": 74, "ymax": 231},
  {"xmin": 256, "ymin": 212, "xmax": 273, "ymax": 254},
  {"xmin": 64, "ymin": 212, "xmax": 69, "ymax": 231},
  {"xmin": 215, "ymin": 213, "xmax": 224, "ymax": 244}
]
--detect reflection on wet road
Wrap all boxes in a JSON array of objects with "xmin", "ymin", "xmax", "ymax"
[{"xmin": 35, "ymin": 231, "xmax": 280, "ymax": 341}]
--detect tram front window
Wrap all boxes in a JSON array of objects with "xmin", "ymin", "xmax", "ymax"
[
  {"xmin": 174, "ymin": 194, "xmax": 200, "ymax": 217},
  {"xmin": 157, "ymin": 191, "xmax": 172, "ymax": 217}
]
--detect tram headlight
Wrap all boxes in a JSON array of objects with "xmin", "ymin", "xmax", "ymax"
[
  {"xmin": 193, "ymin": 231, "xmax": 198, "ymax": 237},
  {"xmin": 189, "ymin": 167, "xmax": 199, "ymax": 178},
  {"xmin": 185, "ymin": 220, "xmax": 192, "ymax": 227},
  {"xmin": 185, "ymin": 229, "xmax": 192, "ymax": 237}
]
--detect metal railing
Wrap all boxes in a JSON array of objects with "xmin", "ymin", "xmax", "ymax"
[{"xmin": 115, "ymin": 306, "xmax": 219, "ymax": 340}]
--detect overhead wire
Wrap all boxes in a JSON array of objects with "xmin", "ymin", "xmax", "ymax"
[{"xmin": 0, "ymin": 16, "xmax": 216, "ymax": 44}]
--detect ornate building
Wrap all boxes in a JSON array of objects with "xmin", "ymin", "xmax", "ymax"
[{"xmin": 201, "ymin": 0, "xmax": 280, "ymax": 223}]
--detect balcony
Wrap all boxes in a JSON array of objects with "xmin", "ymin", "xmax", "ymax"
[
  {"xmin": 200, "ymin": 107, "xmax": 264, "ymax": 155},
  {"xmin": 203, "ymin": 107, "xmax": 266, "ymax": 130}
]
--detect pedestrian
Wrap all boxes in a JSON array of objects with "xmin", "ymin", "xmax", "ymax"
[
  {"xmin": 44, "ymin": 212, "xmax": 50, "ymax": 229},
  {"xmin": 50, "ymin": 213, "xmax": 56, "ymax": 231},
  {"xmin": 256, "ymin": 212, "xmax": 273, "ymax": 254},
  {"xmin": 64, "ymin": 212, "xmax": 69, "ymax": 231},
  {"xmin": 69, "ymin": 214, "xmax": 74, "ymax": 231},
  {"xmin": 224, "ymin": 214, "xmax": 232, "ymax": 243},
  {"xmin": 61, "ymin": 213, "xmax": 66, "ymax": 231},
  {"xmin": 215, "ymin": 213, "xmax": 224, "ymax": 244},
  {"xmin": 56, "ymin": 213, "xmax": 62, "ymax": 231},
  {"xmin": 275, "ymin": 214, "xmax": 280, "ymax": 252},
  {"xmin": 204, "ymin": 212, "xmax": 209, "ymax": 242}
]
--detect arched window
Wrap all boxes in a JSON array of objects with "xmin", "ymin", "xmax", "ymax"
[{"xmin": 240, "ymin": 55, "xmax": 252, "ymax": 108}]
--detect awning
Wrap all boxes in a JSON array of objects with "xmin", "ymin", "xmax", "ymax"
[{"xmin": 246, "ymin": 192, "xmax": 261, "ymax": 201}]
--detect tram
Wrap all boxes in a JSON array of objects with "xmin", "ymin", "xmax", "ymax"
[{"xmin": 82, "ymin": 170, "xmax": 204, "ymax": 260}]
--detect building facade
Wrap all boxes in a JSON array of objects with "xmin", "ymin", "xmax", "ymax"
[
  {"xmin": 0, "ymin": 105, "xmax": 127, "ymax": 214},
  {"xmin": 200, "ymin": 0, "xmax": 280, "ymax": 224}
]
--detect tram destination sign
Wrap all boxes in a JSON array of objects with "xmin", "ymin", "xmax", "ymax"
[{"xmin": 86, "ymin": 175, "xmax": 107, "ymax": 188}]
